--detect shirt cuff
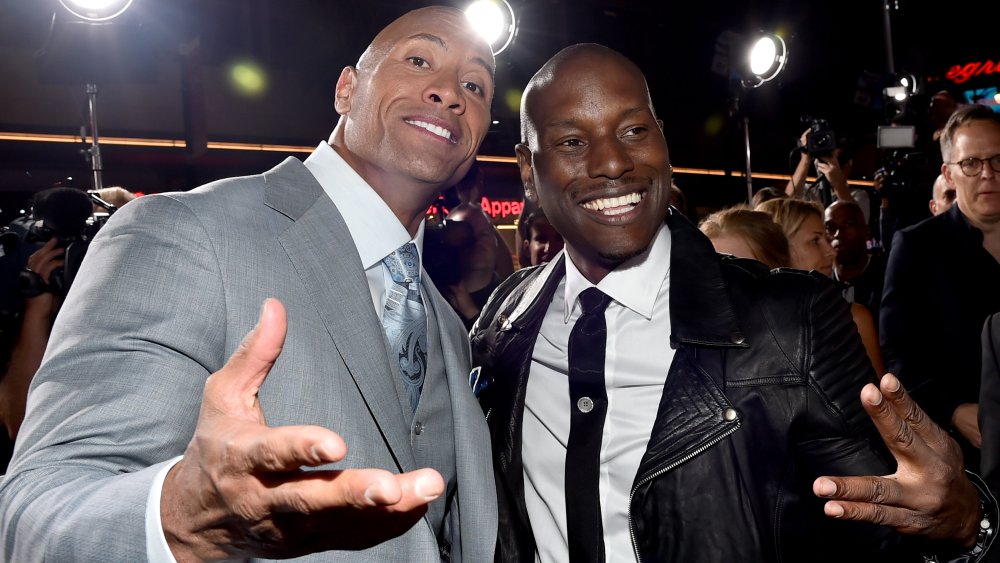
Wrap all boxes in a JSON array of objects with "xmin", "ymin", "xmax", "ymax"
[{"xmin": 146, "ymin": 456, "xmax": 184, "ymax": 563}]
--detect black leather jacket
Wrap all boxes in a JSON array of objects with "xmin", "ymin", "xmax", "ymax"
[{"xmin": 471, "ymin": 212, "xmax": 966, "ymax": 562}]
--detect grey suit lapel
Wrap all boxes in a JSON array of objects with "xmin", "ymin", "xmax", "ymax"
[{"xmin": 263, "ymin": 158, "xmax": 417, "ymax": 474}]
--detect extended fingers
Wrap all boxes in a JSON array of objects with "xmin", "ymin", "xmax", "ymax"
[
  {"xmin": 242, "ymin": 425, "xmax": 349, "ymax": 473},
  {"xmin": 819, "ymin": 499, "xmax": 928, "ymax": 534},
  {"xmin": 813, "ymin": 475, "xmax": 902, "ymax": 506},
  {"xmin": 878, "ymin": 373, "xmax": 951, "ymax": 451},
  {"xmin": 859, "ymin": 381, "xmax": 931, "ymax": 463},
  {"xmin": 267, "ymin": 467, "xmax": 444, "ymax": 514}
]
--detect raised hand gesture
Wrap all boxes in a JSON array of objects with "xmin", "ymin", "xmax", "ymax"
[{"xmin": 161, "ymin": 299, "xmax": 444, "ymax": 560}]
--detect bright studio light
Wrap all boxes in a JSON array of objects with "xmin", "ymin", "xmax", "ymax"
[
  {"xmin": 745, "ymin": 34, "xmax": 787, "ymax": 88},
  {"xmin": 465, "ymin": 0, "xmax": 517, "ymax": 55},
  {"xmin": 883, "ymin": 73, "xmax": 919, "ymax": 102},
  {"xmin": 58, "ymin": 0, "xmax": 134, "ymax": 22}
]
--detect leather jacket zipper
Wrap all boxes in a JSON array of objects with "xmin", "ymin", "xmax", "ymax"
[{"xmin": 627, "ymin": 419, "xmax": 743, "ymax": 562}]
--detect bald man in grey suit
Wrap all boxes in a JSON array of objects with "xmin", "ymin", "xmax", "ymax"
[{"xmin": 0, "ymin": 7, "xmax": 496, "ymax": 562}]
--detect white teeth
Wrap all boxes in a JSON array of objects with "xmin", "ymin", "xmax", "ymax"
[
  {"xmin": 581, "ymin": 192, "xmax": 642, "ymax": 213},
  {"xmin": 406, "ymin": 120, "xmax": 454, "ymax": 141}
]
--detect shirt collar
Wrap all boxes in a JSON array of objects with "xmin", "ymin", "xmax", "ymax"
[
  {"xmin": 562, "ymin": 223, "xmax": 672, "ymax": 322},
  {"xmin": 302, "ymin": 141, "xmax": 423, "ymax": 268}
]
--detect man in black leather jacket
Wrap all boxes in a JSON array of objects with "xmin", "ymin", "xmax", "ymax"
[{"xmin": 470, "ymin": 44, "xmax": 995, "ymax": 562}]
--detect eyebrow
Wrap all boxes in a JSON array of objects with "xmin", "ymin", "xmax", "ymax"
[
  {"xmin": 545, "ymin": 106, "xmax": 650, "ymax": 129},
  {"xmin": 404, "ymin": 33, "xmax": 495, "ymax": 76}
]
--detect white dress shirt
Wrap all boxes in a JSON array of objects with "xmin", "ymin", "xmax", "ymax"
[
  {"xmin": 523, "ymin": 223, "xmax": 673, "ymax": 563},
  {"xmin": 146, "ymin": 142, "xmax": 424, "ymax": 561}
]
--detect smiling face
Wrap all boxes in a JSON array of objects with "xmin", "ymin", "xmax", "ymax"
[
  {"xmin": 516, "ymin": 45, "xmax": 671, "ymax": 283},
  {"xmin": 332, "ymin": 7, "xmax": 494, "ymax": 229}
]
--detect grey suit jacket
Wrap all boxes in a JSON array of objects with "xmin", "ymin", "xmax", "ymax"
[{"xmin": 0, "ymin": 158, "xmax": 497, "ymax": 562}]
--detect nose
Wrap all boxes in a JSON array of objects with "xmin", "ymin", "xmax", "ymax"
[
  {"xmin": 980, "ymin": 159, "xmax": 997, "ymax": 179},
  {"xmin": 587, "ymin": 135, "xmax": 634, "ymax": 179},
  {"xmin": 822, "ymin": 237, "xmax": 836, "ymax": 258},
  {"xmin": 425, "ymin": 77, "xmax": 466, "ymax": 114}
]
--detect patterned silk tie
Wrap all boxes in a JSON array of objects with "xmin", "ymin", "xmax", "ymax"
[{"xmin": 381, "ymin": 242, "xmax": 428, "ymax": 412}]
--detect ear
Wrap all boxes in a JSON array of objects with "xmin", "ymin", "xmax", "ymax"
[
  {"xmin": 334, "ymin": 66, "xmax": 358, "ymax": 115},
  {"xmin": 929, "ymin": 200, "xmax": 938, "ymax": 215},
  {"xmin": 656, "ymin": 119, "xmax": 664, "ymax": 131},
  {"xmin": 515, "ymin": 143, "xmax": 539, "ymax": 204},
  {"xmin": 941, "ymin": 162, "xmax": 954, "ymax": 186}
]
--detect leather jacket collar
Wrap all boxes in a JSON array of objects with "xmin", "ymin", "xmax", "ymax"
[{"xmin": 496, "ymin": 209, "xmax": 747, "ymax": 349}]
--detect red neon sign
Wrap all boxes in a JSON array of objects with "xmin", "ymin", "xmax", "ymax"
[
  {"xmin": 946, "ymin": 60, "xmax": 1000, "ymax": 84},
  {"xmin": 479, "ymin": 196, "xmax": 523, "ymax": 219},
  {"xmin": 425, "ymin": 196, "xmax": 524, "ymax": 221}
]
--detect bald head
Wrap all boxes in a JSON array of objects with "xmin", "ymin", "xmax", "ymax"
[
  {"xmin": 512, "ymin": 43, "xmax": 672, "ymax": 283},
  {"xmin": 356, "ymin": 7, "xmax": 492, "ymax": 71},
  {"xmin": 520, "ymin": 44, "xmax": 655, "ymax": 146},
  {"xmin": 929, "ymin": 174, "xmax": 956, "ymax": 216},
  {"xmin": 328, "ymin": 6, "xmax": 495, "ymax": 235}
]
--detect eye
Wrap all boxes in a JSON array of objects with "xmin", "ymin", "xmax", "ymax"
[
  {"xmin": 462, "ymin": 80, "xmax": 485, "ymax": 97},
  {"xmin": 557, "ymin": 138, "xmax": 585, "ymax": 148},
  {"xmin": 407, "ymin": 56, "xmax": 430, "ymax": 69},
  {"xmin": 623, "ymin": 126, "xmax": 648, "ymax": 138}
]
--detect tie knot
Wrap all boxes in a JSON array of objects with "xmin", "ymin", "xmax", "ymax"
[
  {"xmin": 383, "ymin": 242, "xmax": 421, "ymax": 284},
  {"xmin": 578, "ymin": 287, "xmax": 611, "ymax": 316}
]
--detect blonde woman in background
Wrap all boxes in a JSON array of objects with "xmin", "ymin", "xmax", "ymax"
[{"xmin": 701, "ymin": 202, "xmax": 885, "ymax": 375}]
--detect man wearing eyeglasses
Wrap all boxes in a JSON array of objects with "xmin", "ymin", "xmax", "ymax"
[{"xmin": 881, "ymin": 103, "xmax": 1000, "ymax": 472}]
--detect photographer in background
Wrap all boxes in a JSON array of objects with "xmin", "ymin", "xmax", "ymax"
[
  {"xmin": 785, "ymin": 122, "xmax": 880, "ymax": 243},
  {"xmin": 0, "ymin": 238, "xmax": 63, "ymax": 446},
  {"xmin": 0, "ymin": 187, "xmax": 110, "ymax": 457}
]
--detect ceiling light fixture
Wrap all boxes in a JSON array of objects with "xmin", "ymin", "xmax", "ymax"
[
  {"xmin": 465, "ymin": 0, "xmax": 517, "ymax": 55},
  {"xmin": 58, "ymin": 0, "xmax": 134, "ymax": 23}
]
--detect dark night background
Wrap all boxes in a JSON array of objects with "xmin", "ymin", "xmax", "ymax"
[{"xmin": 0, "ymin": 0, "xmax": 997, "ymax": 221}]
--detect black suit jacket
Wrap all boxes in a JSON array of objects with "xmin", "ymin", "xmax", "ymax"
[
  {"xmin": 981, "ymin": 313, "xmax": 1000, "ymax": 563},
  {"xmin": 982, "ymin": 313, "xmax": 1000, "ymax": 498},
  {"xmin": 881, "ymin": 205, "xmax": 1000, "ymax": 468}
]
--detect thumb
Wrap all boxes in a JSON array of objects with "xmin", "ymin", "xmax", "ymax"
[{"xmin": 203, "ymin": 298, "xmax": 287, "ymax": 422}]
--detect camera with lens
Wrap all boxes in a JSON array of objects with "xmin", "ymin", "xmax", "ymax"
[
  {"xmin": 876, "ymin": 150, "xmax": 928, "ymax": 200},
  {"xmin": 2, "ymin": 187, "xmax": 111, "ymax": 299},
  {"xmin": 801, "ymin": 116, "xmax": 837, "ymax": 158},
  {"xmin": 874, "ymin": 124, "xmax": 927, "ymax": 200}
]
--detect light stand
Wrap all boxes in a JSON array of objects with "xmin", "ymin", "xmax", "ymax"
[
  {"xmin": 85, "ymin": 83, "xmax": 104, "ymax": 191},
  {"xmin": 742, "ymin": 116, "xmax": 753, "ymax": 204},
  {"xmin": 737, "ymin": 33, "xmax": 787, "ymax": 203},
  {"xmin": 53, "ymin": 0, "xmax": 135, "ymax": 190}
]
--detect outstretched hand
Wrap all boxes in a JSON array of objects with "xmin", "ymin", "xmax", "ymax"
[
  {"xmin": 813, "ymin": 373, "xmax": 981, "ymax": 547},
  {"xmin": 161, "ymin": 299, "xmax": 444, "ymax": 561}
]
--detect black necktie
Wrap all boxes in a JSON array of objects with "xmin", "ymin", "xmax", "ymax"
[{"xmin": 565, "ymin": 287, "xmax": 613, "ymax": 562}]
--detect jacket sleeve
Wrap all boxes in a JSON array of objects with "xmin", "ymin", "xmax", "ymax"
[
  {"xmin": 881, "ymin": 228, "xmax": 964, "ymax": 426},
  {"xmin": 981, "ymin": 314, "xmax": 1000, "ymax": 497},
  {"xmin": 0, "ymin": 194, "xmax": 228, "ymax": 562},
  {"xmin": 785, "ymin": 272, "xmax": 897, "ymax": 485}
]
